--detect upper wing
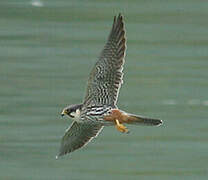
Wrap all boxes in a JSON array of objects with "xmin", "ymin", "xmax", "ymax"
[
  {"xmin": 56, "ymin": 121, "xmax": 103, "ymax": 158},
  {"xmin": 83, "ymin": 14, "xmax": 126, "ymax": 108}
]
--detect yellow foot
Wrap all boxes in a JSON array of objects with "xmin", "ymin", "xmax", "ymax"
[{"xmin": 115, "ymin": 119, "xmax": 129, "ymax": 133}]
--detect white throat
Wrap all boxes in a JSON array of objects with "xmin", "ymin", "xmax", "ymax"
[{"xmin": 70, "ymin": 109, "xmax": 81, "ymax": 120}]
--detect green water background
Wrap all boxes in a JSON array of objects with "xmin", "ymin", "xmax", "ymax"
[{"xmin": 1, "ymin": 0, "xmax": 208, "ymax": 179}]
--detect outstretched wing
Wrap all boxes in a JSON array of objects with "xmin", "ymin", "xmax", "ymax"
[
  {"xmin": 83, "ymin": 14, "xmax": 126, "ymax": 108},
  {"xmin": 56, "ymin": 121, "xmax": 103, "ymax": 158}
]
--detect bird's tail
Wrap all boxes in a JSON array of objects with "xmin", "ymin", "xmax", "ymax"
[{"xmin": 125, "ymin": 113, "xmax": 163, "ymax": 126}]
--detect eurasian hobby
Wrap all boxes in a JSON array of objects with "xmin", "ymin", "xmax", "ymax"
[{"xmin": 57, "ymin": 14, "xmax": 162, "ymax": 158}]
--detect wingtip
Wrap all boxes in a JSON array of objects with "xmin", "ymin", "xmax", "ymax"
[
  {"xmin": 118, "ymin": 13, "xmax": 124, "ymax": 21},
  {"xmin": 113, "ymin": 15, "xmax": 116, "ymax": 22},
  {"xmin": 118, "ymin": 13, "xmax": 123, "ymax": 17},
  {"xmin": 114, "ymin": 13, "xmax": 124, "ymax": 22},
  {"xmin": 157, "ymin": 119, "xmax": 163, "ymax": 126}
]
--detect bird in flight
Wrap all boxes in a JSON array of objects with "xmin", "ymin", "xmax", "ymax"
[{"xmin": 56, "ymin": 14, "xmax": 162, "ymax": 158}]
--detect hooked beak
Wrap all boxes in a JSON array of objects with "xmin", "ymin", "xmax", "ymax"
[{"xmin": 61, "ymin": 109, "xmax": 67, "ymax": 117}]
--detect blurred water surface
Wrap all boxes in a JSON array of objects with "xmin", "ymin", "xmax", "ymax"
[{"xmin": 1, "ymin": 0, "xmax": 208, "ymax": 179}]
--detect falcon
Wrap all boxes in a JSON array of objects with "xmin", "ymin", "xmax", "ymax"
[{"xmin": 56, "ymin": 14, "xmax": 163, "ymax": 158}]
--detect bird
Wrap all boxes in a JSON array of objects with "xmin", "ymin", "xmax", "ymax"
[{"xmin": 56, "ymin": 14, "xmax": 163, "ymax": 158}]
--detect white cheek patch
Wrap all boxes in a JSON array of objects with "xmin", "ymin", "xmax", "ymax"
[
  {"xmin": 70, "ymin": 112, "xmax": 76, "ymax": 117},
  {"xmin": 76, "ymin": 109, "xmax": 80, "ymax": 114},
  {"xmin": 70, "ymin": 109, "xmax": 80, "ymax": 119}
]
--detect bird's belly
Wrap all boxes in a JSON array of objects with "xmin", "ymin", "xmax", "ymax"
[
  {"xmin": 81, "ymin": 106, "xmax": 121, "ymax": 125},
  {"xmin": 103, "ymin": 109, "xmax": 127, "ymax": 123}
]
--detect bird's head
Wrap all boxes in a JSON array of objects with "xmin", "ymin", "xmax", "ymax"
[{"xmin": 61, "ymin": 104, "xmax": 83, "ymax": 118}]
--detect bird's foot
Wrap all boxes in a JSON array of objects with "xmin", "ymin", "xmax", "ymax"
[{"xmin": 115, "ymin": 119, "xmax": 129, "ymax": 133}]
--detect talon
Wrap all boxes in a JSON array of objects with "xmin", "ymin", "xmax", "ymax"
[{"xmin": 115, "ymin": 119, "xmax": 129, "ymax": 133}]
